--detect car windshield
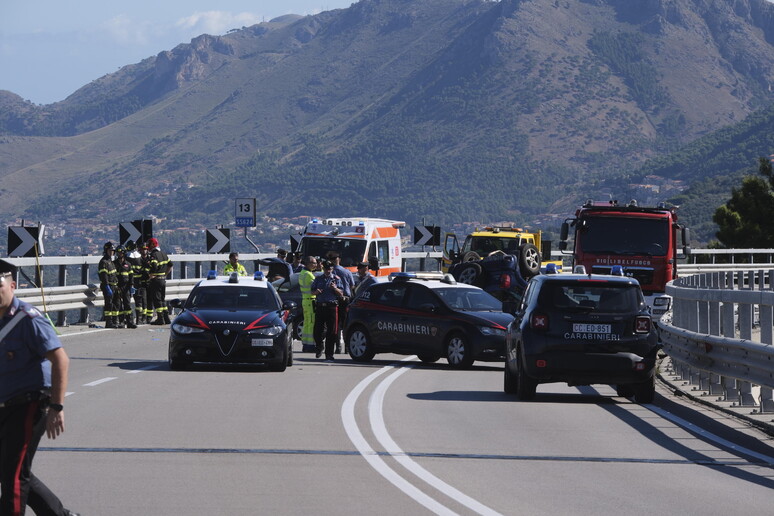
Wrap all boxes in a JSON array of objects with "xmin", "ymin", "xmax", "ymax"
[
  {"xmin": 434, "ymin": 287, "xmax": 502, "ymax": 311},
  {"xmin": 539, "ymin": 282, "xmax": 642, "ymax": 313},
  {"xmin": 578, "ymin": 216, "xmax": 669, "ymax": 256},
  {"xmin": 462, "ymin": 236, "xmax": 522, "ymax": 256},
  {"xmin": 187, "ymin": 286, "xmax": 278, "ymax": 311},
  {"xmin": 299, "ymin": 238, "xmax": 367, "ymax": 267}
]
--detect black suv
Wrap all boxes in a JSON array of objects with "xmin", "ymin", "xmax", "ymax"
[{"xmin": 503, "ymin": 269, "xmax": 659, "ymax": 403}]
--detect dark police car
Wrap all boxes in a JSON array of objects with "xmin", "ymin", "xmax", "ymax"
[
  {"xmin": 168, "ymin": 272, "xmax": 296, "ymax": 371},
  {"xmin": 503, "ymin": 265, "xmax": 659, "ymax": 402},
  {"xmin": 344, "ymin": 272, "xmax": 513, "ymax": 368}
]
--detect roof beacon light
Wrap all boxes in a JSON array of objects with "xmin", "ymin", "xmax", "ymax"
[
  {"xmin": 254, "ymin": 271, "xmax": 265, "ymax": 281},
  {"xmin": 611, "ymin": 265, "xmax": 624, "ymax": 276},
  {"xmin": 207, "ymin": 270, "xmax": 218, "ymax": 280},
  {"xmin": 545, "ymin": 263, "xmax": 559, "ymax": 275},
  {"xmin": 228, "ymin": 272, "xmax": 240, "ymax": 283}
]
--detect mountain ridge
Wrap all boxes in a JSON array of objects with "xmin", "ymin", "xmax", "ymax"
[{"xmin": 2, "ymin": 0, "xmax": 774, "ymax": 240}]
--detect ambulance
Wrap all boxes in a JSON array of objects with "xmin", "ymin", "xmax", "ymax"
[{"xmin": 296, "ymin": 218, "xmax": 406, "ymax": 276}]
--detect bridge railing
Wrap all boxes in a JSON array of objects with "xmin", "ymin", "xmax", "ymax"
[
  {"xmin": 660, "ymin": 270, "xmax": 774, "ymax": 413},
  {"xmin": 8, "ymin": 251, "xmax": 443, "ymax": 325}
]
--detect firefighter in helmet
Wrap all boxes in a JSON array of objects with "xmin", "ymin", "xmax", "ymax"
[{"xmin": 98, "ymin": 241, "xmax": 119, "ymax": 328}]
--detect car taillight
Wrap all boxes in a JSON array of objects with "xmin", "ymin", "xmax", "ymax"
[
  {"xmin": 500, "ymin": 274, "xmax": 511, "ymax": 289},
  {"xmin": 530, "ymin": 313, "xmax": 548, "ymax": 330},
  {"xmin": 634, "ymin": 316, "xmax": 651, "ymax": 334}
]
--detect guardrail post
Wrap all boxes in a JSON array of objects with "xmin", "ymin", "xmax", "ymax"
[
  {"xmin": 760, "ymin": 387, "xmax": 774, "ymax": 413},
  {"xmin": 722, "ymin": 272, "xmax": 735, "ymax": 338},
  {"xmin": 697, "ymin": 370, "xmax": 710, "ymax": 392},
  {"xmin": 57, "ymin": 264, "xmax": 67, "ymax": 326},
  {"xmin": 179, "ymin": 261, "xmax": 188, "ymax": 280},
  {"xmin": 737, "ymin": 381, "xmax": 757, "ymax": 407},
  {"xmin": 723, "ymin": 377, "xmax": 739, "ymax": 402},
  {"xmin": 80, "ymin": 264, "xmax": 90, "ymax": 324},
  {"xmin": 708, "ymin": 372, "xmax": 724, "ymax": 396},
  {"xmin": 708, "ymin": 273, "xmax": 721, "ymax": 336},
  {"xmin": 697, "ymin": 274, "xmax": 709, "ymax": 334}
]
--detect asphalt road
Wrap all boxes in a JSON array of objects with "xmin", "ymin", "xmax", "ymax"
[{"xmin": 32, "ymin": 325, "xmax": 774, "ymax": 515}]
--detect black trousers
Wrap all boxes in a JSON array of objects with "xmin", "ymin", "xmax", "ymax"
[
  {"xmin": 148, "ymin": 277, "xmax": 167, "ymax": 316},
  {"xmin": 314, "ymin": 303, "xmax": 339, "ymax": 358},
  {"xmin": 0, "ymin": 400, "xmax": 66, "ymax": 516}
]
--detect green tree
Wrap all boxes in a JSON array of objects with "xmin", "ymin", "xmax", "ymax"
[{"xmin": 713, "ymin": 157, "xmax": 774, "ymax": 247}]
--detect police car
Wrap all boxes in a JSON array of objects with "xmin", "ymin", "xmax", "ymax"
[
  {"xmin": 503, "ymin": 265, "xmax": 660, "ymax": 402},
  {"xmin": 168, "ymin": 271, "xmax": 297, "ymax": 371},
  {"xmin": 344, "ymin": 272, "xmax": 514, "ymax": 368}
]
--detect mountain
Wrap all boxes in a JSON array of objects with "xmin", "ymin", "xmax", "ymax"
[{"xmin": 2, "ymin": 0, "xmax": 774, "ymax": 238}]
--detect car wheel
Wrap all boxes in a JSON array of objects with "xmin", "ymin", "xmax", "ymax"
[
  {"xmin": 616, "ymin": 384, "xmax": 635, "ymax": 398},
  {"xmin": 348, "ymin": 326, "xmax": 375, "ymax": 362},
  {"xmin": 293, "ymin": 320, "xmax": 303, "ymax": 341},
  {"xmin": 504, "ymin": 360, "xmax": 518, "ymax": 394},
  {"xmin": 446, "ymin": 333, "xmax": 474, "ymax": 369},
  {"xmin": 518, "ymin": 243, "xmax": 541, "ymax": 277},
  {"xmin": 454, "ymin": 262, "xmax": 482, "ymax": 285},
  {"xmin": 633, "ymin": 376, "xmax": 655, "ymax": 404},
  {"xmin": 417, "ymin": 353, "xmax": 439, "ymax": 363},
  {"xmin": 462, "ymin": 251, "xmax": 481, "ymax": 262},
  {"xmin": 287, "ymin": 340, "xmax": 293, "ymax": 368},
  {"xmin": 516, "ymin": 348, "xmax": 537, "ymax": 400}
]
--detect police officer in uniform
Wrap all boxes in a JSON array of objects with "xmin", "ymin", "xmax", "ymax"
[
  {"xmin": 147, "ymin": 237, "xmax": 172, "ymax": 325},
  {"xmin": 0, "ymin": 259, "xmax": 77, "ymax": 516},
  {"xmin": 98, "ymin": 242, "xmax": 119, "ymax": 328},
  {"xmin": 114, "ymin": 246, "xmax": 137, "ymax": 329},
  {"xmin": 311, "ymin": 261, "xmax": 344, "ymax": 361}
]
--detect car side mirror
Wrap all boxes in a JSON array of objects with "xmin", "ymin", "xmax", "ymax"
[
  {"xmin": 282, "ymin": 300, "xmax": 297, "ymax": 311},
  {"xmin": 418, "ymin": 303, "xmax": 438, "ymax": 313}
]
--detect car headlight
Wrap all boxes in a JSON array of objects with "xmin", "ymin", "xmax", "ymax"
[
  {"xmin": 479, "ymin": 326, "xmax": 506, "ymax": 337},
  {"xmin": 250, "ymin": 325, "xmax": 283, "ymax": 337},
  {"xmin": 172, "ymin": 323, "xmax": 205, "ymax": 334}
]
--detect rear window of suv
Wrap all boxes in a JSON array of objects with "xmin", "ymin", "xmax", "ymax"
[{"xmin": 538, "ymin": 282, "xmax": 643, "ymax": 314}]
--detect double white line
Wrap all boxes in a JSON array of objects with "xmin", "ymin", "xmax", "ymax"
[{"xmin": 341, "ymin": 357, "xmax": 502, "ymax": 516}]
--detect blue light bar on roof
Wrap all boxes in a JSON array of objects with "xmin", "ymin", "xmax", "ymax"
[
  {"xmin": 611, "ymin": 265, "xmax": 624, "ymax": 276},
  {"xmin": 207, "ymin": 270, "xmax": 218, "ymax": 280},
  {"xmin": 254, "ymin": 271, "xmax": 264, "ymax": 280}
]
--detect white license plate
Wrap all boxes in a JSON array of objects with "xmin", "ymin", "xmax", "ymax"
[
  {"xmin": 572, "ymin": 323, "xmax": 611, "ymax": 334},
  {"xmin": 251, "ymin": 339, "xmax": 274, "ymax": 347}
]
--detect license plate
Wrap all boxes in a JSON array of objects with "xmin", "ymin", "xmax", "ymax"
[
  {"xmin": 251, "ymin": 339, "xmax": 274, "ymax": 347},
  {"xmin": 572, "ymin": 323, "xmax": 611, "ymax": 334}
]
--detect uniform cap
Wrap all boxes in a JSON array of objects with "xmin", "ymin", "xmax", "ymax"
[
  {"xmin": 356, "ymin": 261, "xmax": 369, "ymax": 268},
  {"xmin": 0, "ymin": 259, "xmax": 17, "ymax": 276}
]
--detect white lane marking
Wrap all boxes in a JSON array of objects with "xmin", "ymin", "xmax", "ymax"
[
  {"xmin": 126, "ymin": 365, "xmax": 162, "ymax": 374},
  {"xmin": 83, "ymin": 377, "xmax": 117, "ymax": 387},
  {"xmin": 370, "ymin": 364, "xmax": 503, "ymax": 516},
  {"xmin": 58, "ymin": 329, "xmax": 109, "ymax": 337},
  {"xmin": 65, "ymin": 392, "xmax": 74, "ymax": 397},
  {"xmin": 341, "ymin": 358, "xmax": 458, "ymax": 516},
  {"xmin": 645, "ymin": 404, "xmax": 774, "ymax": 465}
]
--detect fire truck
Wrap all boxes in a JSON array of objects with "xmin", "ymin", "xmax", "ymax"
[
  {"xmin": 558, "ymin": 200, "xmax": 691, "ymax": 316},
  {"xmin": 296, "ymin": 218, "xmax": 405, "ymax": 276}
]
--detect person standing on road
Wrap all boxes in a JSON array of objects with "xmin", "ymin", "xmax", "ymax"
[
  {"xmin": 311, "ymin": 261, "xmax": 344, "ymax": 361},
  {"xmin": 223, "ymin": 252, "xmax": 247, "ymax": 276},
  {"xmin": 327, "ymin": 252, "xmax": 355, "ymax": 352},
  {"xmin": 298, "ymin": 256, "xmax": 318, "ymax": 352},
  {"xmin": 98, "ymin": 241, "xmax": 119, "ymax": 328},
  {"xmin": 147, "ymin": 237, "xmax": 172, "ymax": 325},
  {"xmin": 114, "ymin": 246, "xmax": 136, "ymax": 329},
  {"xmin": 353, "ymin": 261, "xmax": 377, "ymax": 299},
  {"xmin": 0, "ymin": 259, "xmax": 77, "ymax": 516},
  {"xmin": 127, "ymin": 240, "xmax": 148, "ymax": 324}
]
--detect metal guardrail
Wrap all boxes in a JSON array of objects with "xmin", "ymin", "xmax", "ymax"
[{"xmin": 660, "ymin": 270, "xmax": 774, "ymax": 413}]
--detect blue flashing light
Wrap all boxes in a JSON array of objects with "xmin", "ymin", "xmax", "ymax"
[
  {"xmin": 207, "ymin": 270, "xmax": 218, "ymax": 280},
  {"xmin": 389, "ymin": 272, "xmax": 416, "ymax": 281},
  {"xmin": 545, "ymin": 263, "xmax": 559, "ymax": 274},
  {"xmin": 253, "ymin": 271, "xmax": 265, "ymax": 281},
  {"xmin": 611, "ymin": 265, "xmax": 624, "ymax": 276}
]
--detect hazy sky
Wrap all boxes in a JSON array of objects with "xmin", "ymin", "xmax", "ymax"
[{"xmin": 0, "ymin": 1, "xmax": 354, "ymax": 104}]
